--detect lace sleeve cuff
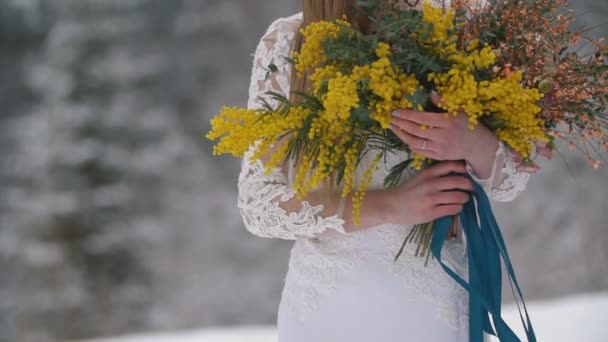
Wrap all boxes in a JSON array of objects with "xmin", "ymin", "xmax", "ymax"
[
  {"xmin": 465, "ymin": 141, "xmax": 531, "ymax": 202},
  {"xmin": 237, "ymin": 149, "xmax": 346, "ymax": 240}
]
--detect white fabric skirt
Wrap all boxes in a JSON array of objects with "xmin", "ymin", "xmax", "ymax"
[{"xmin": 277, "ymin": 223, "xmax": 478, "ymax": 342}]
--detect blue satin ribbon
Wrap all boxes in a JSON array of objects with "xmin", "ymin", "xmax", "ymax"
[{"xmin": 430, "ymin": 178, "xmax": 537, "ymax": 342}]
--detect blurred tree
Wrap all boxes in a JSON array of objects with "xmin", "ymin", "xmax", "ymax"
[{"xmin": 1, "ymin": 0, "xmax": 298, "ymax": 340}]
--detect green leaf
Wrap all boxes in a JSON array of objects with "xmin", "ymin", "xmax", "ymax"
[
  {"xmin": 281, "ymin": 56, "xmax": 295, "ymax": 64},
  {"xmin": 480, "ymin": 116, "xmax": 507, "ymax": 130},
  {"xmin": 405, "ymin": 87, "xmax": 429, "ymax": 109},
  {"xmin": 351, "ymin": 105, "xmax": 372, "ymax": 121},
  {"xmin": 383, "ymin": 159, "xmax": 413, "ymax": 188}
]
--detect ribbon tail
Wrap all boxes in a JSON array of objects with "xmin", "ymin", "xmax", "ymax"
[
  {"xmin": 475, "ymin": 186, "xmax": 537, "ymax": 342},
  {"xmin": 431, "ymin": 177, "xmax": 537, "ymax": 342}
]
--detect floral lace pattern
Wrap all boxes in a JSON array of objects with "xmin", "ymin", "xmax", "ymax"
[
  {"xmin": 280, "ymin": 229, "xmax": 365, "ymax": 319},
  {"xmin": 465, "ymin": 141, "xmax": 531, "ymax": 202},
  {"xmin": 238, "ymin": 12, "xmax": 531, "ymax": 327},
  {"xmin": 490, "ymin": 144, "xmax": 531, "ymax": 201},
  {"xmin": 247, "ymin": 13, "xmax": 301, "ymax": 111},
  {"xmin": 238, "ymin": 147, "xmax": 346, "ymax": 240},
  {"xmin": 374, "ymin": 224, "xmax": 469, "ymax": 329}
]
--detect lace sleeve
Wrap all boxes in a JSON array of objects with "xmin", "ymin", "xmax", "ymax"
[
  {"xmin": 465, "ymin": 141, "xmax": 531, "ymax": 202},
  {"xmin": 237, "ymin": 13, "xmax": 346, "ymax": 240}
]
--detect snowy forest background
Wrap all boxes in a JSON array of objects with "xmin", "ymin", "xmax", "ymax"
[{"xmin": 0, "ymin": 0, "xmax": 606, "ymax": 341}]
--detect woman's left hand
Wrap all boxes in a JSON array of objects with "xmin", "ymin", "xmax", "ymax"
[{"xmin": 389, "ymin": 91, "xmax": 500, "ymax": 175}]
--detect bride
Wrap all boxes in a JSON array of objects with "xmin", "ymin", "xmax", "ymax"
[{"xmin": 238, "ymin": 1, "xmax": 534, "ymax": 341}]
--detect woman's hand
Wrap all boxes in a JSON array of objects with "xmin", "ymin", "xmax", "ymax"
[
  {"xmin": 513, "ymin": 142, "xmax": 554, "ymax": 173},
  {"xmin": 389, "ymin": 91, "xmax": 500, "ymax": 179},
  {"xmin": 386, "ymin": 161, "xmax": 474, "ymax": 226}
]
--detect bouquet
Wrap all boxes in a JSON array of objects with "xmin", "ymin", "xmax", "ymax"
[
  {"xmin": 207, "ymin": 1, "xmax": 606, "ymax": 340},
  {"xmin": 207, "ymin": 0, "xmax": 607, "ymax": 255}
]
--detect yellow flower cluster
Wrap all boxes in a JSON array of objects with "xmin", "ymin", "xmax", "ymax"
[
  {"xmin": 293, "ymin": 19, "xmax": 351, "ymax": 76},
  {"xmin": 341, "ymin": 141, "xmax": 361, "ymax": 199},
  {"xmin": 430, "ymin": 60, "xmax": 546, "ymax": 157},
  {"xmin": 206, "ymin": 107, "xmax": 260, "ymax": 158},
  {"xmin": 428, "ymin": 47, "xmax": 497, "ymax": 125},
  {"xmin": 351, "ymin": 153, "xmax": 382, "ymax": 225},
  {"xmin": 293, "ymin": 154, "xmax": 313, "ymax": 197},
  {"xmin": 420, "ymin": 2, "xmax": 546, "ymax": 158},
  {"xmin": 292, "ymin": 134, "xmax": 354, "ymax": 201},
  {"xmin": 293, "ymin": 40, "xmax": 423, "ymax": 217},
  {"xmin": 294, "ymin": 68, "xmax": 359, "ymax": 198},
  {"xmin": 206, "ymin": 105, "xmax": 311, "ymax": 171},
  {"xmin": 450, "ymin": 43, "xmax": 497, "ymax": 72},
  {"xmin": 292, "ymin": 40, "xmax": 421, "ymax": 217},
  {"xmin": 208, "ymin": 19, "xmax": 383, "ymax": 224},
  {"xmin": 301, "ymin": 71, "xmax": 359, "ymax": 193},
  {"xmin": 411, "ymin": 153, "xmax": 427, "ymax": 171},
  {"xmin": 322, "ymin": 72, "xmax": 360, "ymax": 124},
  {"xmin": 481, "ymin": 72, "xmax": 547, "ymax": 157},
  {"xmin": 351, "ymin": 43, "xmax": 420, "ymax": 129},
  {"xmin": 419, "ymin": 1, "xmax": 458, "ymax": 58},
  {"xmin": 309, "ymin": 65, "xmax": 339, "ymax": 93}
]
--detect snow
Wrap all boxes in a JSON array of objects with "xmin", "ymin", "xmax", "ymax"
[
  {"xmin": 80, "ymin": 327, "xmax": 275, "ymax": 342},
  {"xmin": 79, "ymin": 292, "xmax": 608, "ymax": 342},
  {"xmin": 488, "ymin": 292, "xmax": 608, "ymax": 342}
]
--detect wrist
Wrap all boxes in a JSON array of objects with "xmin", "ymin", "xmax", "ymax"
[
  {"xmin": 377, "ymin": 188, "xmax": 401, "ymax": 224},
  {"xmin": 464, "ymin": 132, "xmax": 499, "ymax": 179},
  {"xmin": 343, "ymin": 188, "xmax": 400, "ymax": 232}
]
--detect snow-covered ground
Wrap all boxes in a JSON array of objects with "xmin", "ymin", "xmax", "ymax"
[{"xmin": 79, "ymin": 292, "xmax": 607, "ymax": 342}]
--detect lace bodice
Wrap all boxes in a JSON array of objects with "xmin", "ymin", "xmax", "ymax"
[{"xmin": 237, "ymin": 12, "xmax": 531, "ymax": 327}]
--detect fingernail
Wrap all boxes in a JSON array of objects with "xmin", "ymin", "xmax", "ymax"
[
  {"xmin": 430, "ymin": 90, "xmax": 439, "ymax": 97},
  {"xmin": 391, "ymin": 110, "xmax": 400, "ymax": 117}
]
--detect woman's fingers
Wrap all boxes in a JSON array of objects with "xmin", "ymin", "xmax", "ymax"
[
  {"xmin": 517, "ymin": 163, "xmax": 541, "ymax": 173},
  {"xmin": 430, "ymin": 90, "xmax": 446, "ymax": 108},
  {"xmin": 392, "ymin": 109, "xmax": 447, "ymax": 127},
  {"xmin": 430, "ymin": 175, "xmax": 474, "ymax": 192},
  {"xmin": 389, "ymin": 122, "xmax": 439, "ymax": 159},
  {"xmin": 431, "ymin": 204, "xmax": 464, "ymax": 219},
  {"xmin": 390, "ymin": 116, "xmax": 439, "ymax": 140},
  {"xmin": 390, "ymin": 124, "xmax": 434, "ymax": 151},
  {"xmin": 536, "ymin": 142, "xmax": 553, "ymax": 160},
  {"xmin": 431, "ymin": 191, "xmax": 470, "ymax": 206},
  {"xmin": 410, "ymin": 148, "xmax": 440, "ymax": 160},
  {"xmin": 420, "ymin": 161, "xmax": 467, "ymax": 179}
]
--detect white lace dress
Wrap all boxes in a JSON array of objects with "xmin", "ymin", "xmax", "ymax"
[{"xmin": 238, "ymin": 12, "xmax": 530, "ymax": 342}]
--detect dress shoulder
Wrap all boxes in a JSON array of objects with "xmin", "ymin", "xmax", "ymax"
[
  {"xmin": 261, "ymin": 12, "xmax": 303, "ymax": 39},
  {"xmin": 247, "ymin": 12, "xmax": 302, "ymax": 110}
]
